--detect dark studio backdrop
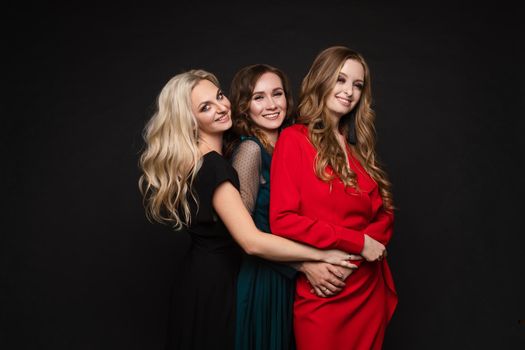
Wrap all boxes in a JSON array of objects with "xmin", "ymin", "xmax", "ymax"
[{"xmin": 4, "ymin": 1, "xmax": 524, "ymax": 349}]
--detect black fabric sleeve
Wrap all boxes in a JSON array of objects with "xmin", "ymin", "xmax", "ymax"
[{"xmin": 194, "ymin": 152, "xmax": 240, "ymax": 223}]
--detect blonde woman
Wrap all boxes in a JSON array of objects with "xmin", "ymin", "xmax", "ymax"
[
  {"xmin": 138, "ymin": 69, "xmax": 357, "ymax": 350},
  {"xmin": 270, "ymin": 47, "xmax": 398, "ymax": 349}
]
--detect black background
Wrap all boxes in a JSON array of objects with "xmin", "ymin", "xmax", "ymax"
[{"xmin": 4, "ymin": 2, "xmax": 524, "ymax": 349}]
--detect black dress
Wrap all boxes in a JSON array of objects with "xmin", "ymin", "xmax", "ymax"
[{"xmin": 167, "ymin": 151, "xmax": 242, "ymax": 349}]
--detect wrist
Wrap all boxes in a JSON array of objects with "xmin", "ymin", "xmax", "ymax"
[
  {"xmin": 315, "ymin": 250, "xmax": 324, "ymax": 263},
  {"xmin": 361, "ymin": 234, "xmax": 369, "ymax": 254},
  {"xmin": 321, "ymin": 251, "xmax": 332, "ymax": 264},
  {"xmin": 292, "ymin": 262, "xmax": 305, "ymax": 272}
]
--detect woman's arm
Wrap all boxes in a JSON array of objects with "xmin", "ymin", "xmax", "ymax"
[
  {"xmin": 213, "ymin": 180, "xmax": 356, "ymax": 268},
  {"xmin": 364, "ymin": 208, "xmax": 394, "ymax": 245},
  {"xmin": 347, "ymin": 194, "xmax": 394, "ymax": 269},
  {"xmin": 231, "ymin": 140, "xmax": 261, "ymax": 214},
  {"xmin": 232, "ymin": 139, "xmax": 299, "ymax": 279}
]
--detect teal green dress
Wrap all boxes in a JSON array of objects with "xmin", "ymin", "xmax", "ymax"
[{"xmin": 234, "ymin": 136, "xmax": 297, "ymax": 350}]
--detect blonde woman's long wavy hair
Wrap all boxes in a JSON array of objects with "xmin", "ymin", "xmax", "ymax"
[
  {"xmin": 297, "ymin": 46, "xmax": 393, "ymax": 210},
  {"xmin": 139, "ymin": 69, "xmax": 221, "ymax": 229},
  {"xmin": 227, "ymin": 64, "xmax": 294, "ymax": 154}
]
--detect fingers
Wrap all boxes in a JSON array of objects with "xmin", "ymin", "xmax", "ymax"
[
  {"xmin": 347, "ymin": 262, "xmax": 358, "ymax": 269},
  {"xmin": 340, "ymin": 260, "xmax": 358, "ymax": 269},
  {"xmin": 324, "ymin": 282, "xmax": 343, "ymax": 293},
  {"xmin": 308, "ymin": 277, "xmax": 343, "ymax": 297},
  {"xmin": 348, "ymin": 254, "xmax": 363, "ymax": 260},
  {"xmin": 304, "ymin": 263, "xmax": 351, "ymax": 297},
  {"xmin": 340, "ymin": 260, "xmax": 358, "ymax": 268},
  {"xmin": 326, "ymin": 265, "xmax": 344, "ymax": 279},
  {"xmin": 362, "ymin": 235, "xmax": 387, "ymax": 262},
  {"xmin": 324, "ymin": 277, "xmax": 344, "ymax": 289},
  {"xmin": 312, "ymin": 285, "xmax": 341, "ymax": 298},
  {"xmin": 365, "ymin": 248, "xmax": 386, "ymax": 262},
  {"xmin": 313, "ymin": 286, "xmax": 328, "ymax": 297},
  {"xmin": 308, "ymin": 278, "xmax": 344, "ymax": 293}
]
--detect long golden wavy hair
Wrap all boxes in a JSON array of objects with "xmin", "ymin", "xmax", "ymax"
[
  {"xmin": 297, "ymin": 46, "xmax": 393, "ymax": 210},
  {"xmin": 139, "ymin": 69, "xmax": 221, "ymax": 229},
  {"xmin": 226, "ymin": 64, "xmax": 294, "ymax": 155}
]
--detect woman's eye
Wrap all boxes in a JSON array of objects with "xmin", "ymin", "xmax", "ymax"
[
  {"xmin": 254, "ymin": 95, "xmax": 263, "ymax": 101},
  {"xmin": 200, "ymin": 104, "xmax": 210, "ymax": 112},
  {"xmin": 273, "ymin": 92, "xmax": 284, "ymax": 97},
  {"xmin": 217, "ymin": 91, "xmax": 224, "ymax": 100},
  {"xmin": 354, "ymin": 83, "xmax": 364, "ymax": 90},
  {"xmin": 337, "ymin": 76, "xmax": 346, "ymax": 83}
]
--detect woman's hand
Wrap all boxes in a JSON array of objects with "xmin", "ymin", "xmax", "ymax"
[
  {"xmin": 301, "ymin": 262, "xmax": 344, "ymax": 297},
  {"xmin": 301, "ymin": 262, "xmax": 357, "ymax": 297},
  {"xmin": 321, "ymin": 249, "xmax": 360, "ymax": 268},
  {"xmin": 361, "ymin": 234, "xmax": 386, "ymax": 262}
]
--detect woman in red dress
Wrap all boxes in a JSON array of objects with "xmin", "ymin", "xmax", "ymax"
[{"xmin": 270, "ymin": 46, "xmax": 398, "ymax": 349}]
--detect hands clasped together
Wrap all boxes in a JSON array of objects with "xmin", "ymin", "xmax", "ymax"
[{"xmin": 301, "ymin": 234, "xmax": 387, "ymax": 297}]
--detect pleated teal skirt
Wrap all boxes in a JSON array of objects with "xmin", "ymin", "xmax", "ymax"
[{"xmin": 235, "ymin": 255, "xmax": 297, "ymax": 350}]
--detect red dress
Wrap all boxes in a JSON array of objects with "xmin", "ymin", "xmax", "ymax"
[{"xmin": 269, "ymin": 124, "xmax": 397, "ymax": 350}]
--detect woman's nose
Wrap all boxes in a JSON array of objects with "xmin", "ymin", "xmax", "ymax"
[
  {"xmin": 217, "ymin": 100, "xmax": 230, "ymax": 113},
  {"xmin": 266, "ymin": 98, "xmax": 277, "ymax": 109}
]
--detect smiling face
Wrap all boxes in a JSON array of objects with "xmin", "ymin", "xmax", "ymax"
[
  {"xmin": 191, "ymin": 79, "xmax": 232, "ymax": 137},
  {"xmin": 247, "ymin": 72, "xmax": 287, "ymax": 134},
  {"xmin": 325, "ymin": 58, "xmax": 365, "ymax": 122}
]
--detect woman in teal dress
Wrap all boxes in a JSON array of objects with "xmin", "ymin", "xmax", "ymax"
[{"xmin": 227, "ymin": 64, "xmax": 356, "ymax": 350}]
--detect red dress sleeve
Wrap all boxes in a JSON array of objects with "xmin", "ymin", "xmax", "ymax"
[
  {"xmin": 365, "ymin": 207, "xmax": 394, "ymax": 245},
  {"xmin": 347, "ymin": 207, "xmax": 393, "ymax": 268},
  {"xmin": 269, "ymin": 127, "xmax": 365, "ymax": 254}
]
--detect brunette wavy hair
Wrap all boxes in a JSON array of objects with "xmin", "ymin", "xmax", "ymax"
[{"xmin": 297, "ymin": 46, "xmax": 393, "ymax": 210}]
